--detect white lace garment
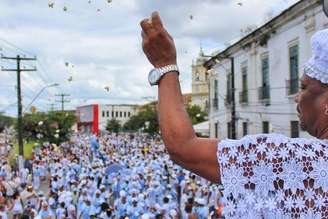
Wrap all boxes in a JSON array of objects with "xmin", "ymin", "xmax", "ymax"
[{"xmin": 217, "ymin": 133, "xmax": 328, "ymax": 219}]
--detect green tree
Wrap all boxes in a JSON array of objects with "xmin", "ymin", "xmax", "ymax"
[
  {"xmin": 123, "ymin": 105, "xmax": 159, "ymax": 134},
  {"xmin": 106, "ymin": 119, "xmax": 121, "ymax": 133},
  {"xmin": 0, "ymin": 114, "xmax": 15, "ymax": 132},
  {"xmin": 123, "ymin": 115, "xmax": 143, "ymax": 131},
  {"xmin": 186, "ymin": 104, "xmax": 208, "ymax": 125},
  {"xmin": 20, "ymin": 111, "xmax": 76, "ymax": 144}
]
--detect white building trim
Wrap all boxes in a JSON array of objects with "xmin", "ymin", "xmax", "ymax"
[{"xmin": 205, "ymin": 0, "xmax": 325, "ymax": 139}]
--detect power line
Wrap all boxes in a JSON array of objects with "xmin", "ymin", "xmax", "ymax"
[
  {"xmin": 0, "ymin": 102, "xmax": 17, "ymax": 113},
  {"xmin": 0, "ymin": 37, "xmax": 36, "ymax": 57},
  {"xmin": 56, "ymin": 93, "xmax": 70, "ymax": 111},
  {"xmin": 48, "ymin": 103, "xmax": 56, "ymax": 112},
  {"xmin": 1, "ymin": 53, "xmax": 50, "ymax": 99},
  {"xmin": 0, "ymin": 38, "xmax": 53, "ymax": 95}
]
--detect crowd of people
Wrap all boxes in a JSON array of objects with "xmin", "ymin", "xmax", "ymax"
[{"xmin": 0, "ymin": 133, "xmax": 223, "ymax": 219}]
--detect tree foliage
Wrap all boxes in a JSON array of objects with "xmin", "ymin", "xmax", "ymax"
[
  {"xmin": 124, "ymin": 105, "xmax": 159, "ymax": 134},
  {"xmin": 0, "ymin": 114, "xmax": 15, "ymax": 132},
  {"xmin": 186, "ymin": 104, "xmax": 208, "ymax": 125},
  {"xmin": 20, "ymin": 111, "xmax": 76, "ymax": 145},
  {"xmin": 106, "ymin": 119, "xmax": 121, "ymax": 133}
]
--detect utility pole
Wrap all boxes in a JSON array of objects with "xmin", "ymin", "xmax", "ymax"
[
  {"xmin": 48, "ymin": 103, "xmax": 55, "ymax": 111},
  {"xmin": 1, "ymin": 55, "xmax": 37, "ymax": 158},
  {"xmin": 56, "ymin": 93, "xmax": 70, "ymax": 111}
]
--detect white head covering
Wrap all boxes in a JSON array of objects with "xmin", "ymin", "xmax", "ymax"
[
  {"xmin": 141, "ymin": 214, "xmax": 150, "ymax": 219},
  {"xmin": 170, "ymin": 209, "xmax": 178, "ymax": 217},
  {"xmin": 304, "ymin": 29, "xmax": 328, "ymax": 84}
]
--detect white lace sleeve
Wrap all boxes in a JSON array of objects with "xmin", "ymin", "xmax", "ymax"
[{"xmin": 217, "ymin": 133, "xmax": 328, "ymax": 219}]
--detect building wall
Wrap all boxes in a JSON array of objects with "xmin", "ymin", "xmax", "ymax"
[
  {"xmin": 98, "ymin": 104, "xmax": 138, "ymax": 130},
  {"xmin": 76, "ymin": 105, "xmax": 99, "ymax": 135},
  {"xmin": 209, "ymin": 0, "xmax": 327, "ymax": 139},
  {"xmin": 191, "ymin": 51, "xmax": 209, "ymax": 110}
]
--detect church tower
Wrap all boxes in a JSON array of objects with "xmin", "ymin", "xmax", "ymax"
[{"xmin": 191, "ymin": 48, "xmax": 209, "ymax": 111}]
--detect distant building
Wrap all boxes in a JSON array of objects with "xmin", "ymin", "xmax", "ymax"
[
  {"xmin": 191, "ymin": 49, "xmax": 209, "ymax": 111},
  {"xmin": 205, "ymin": 0, "xmax": 326, "ymax": 139},
  {"xmin": 76, "ymin": 104, "xmax": 138, "ymax": 135},
  {"xmin": 143, "ymin": 94, "xmax": 192, "ymax": 110},
  {"xmin": 182, "ymin": 93, "xmax": 193, "ymax": 106}
]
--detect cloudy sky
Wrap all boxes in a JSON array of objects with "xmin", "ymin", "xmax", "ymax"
[{"xmin": 0, "ymin": 0, "xmax": 299, "ymax": 116}]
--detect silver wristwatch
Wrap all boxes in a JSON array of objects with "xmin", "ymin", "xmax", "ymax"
[{"xmin": 148, "ymin": 64, "xmax": 179, "ymax": 86}]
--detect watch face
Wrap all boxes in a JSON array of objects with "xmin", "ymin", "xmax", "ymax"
[{"xmin": 148, "ymin": 69, "xmax": 160, "ymax": 85}]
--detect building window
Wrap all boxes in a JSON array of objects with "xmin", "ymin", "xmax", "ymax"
[
  {"xmin": 291, "ymin": 121, "xmax": 299, "ymax": 138},
  {"xmin": 227, "ymin": 122, "xmax": 232, "ymax": 139},
  {"xmin": 262, "ymin": 121, "xmax": 270, "ymax": 134},
  {"xmin": 215, "ymin": 122, "xmax": 218, "ymax": 138},
  {"xmin": 120, "ymin": 111, "xmax": 122, "ymax": 118},
  {"xmin": 112, "ymin": 111, "xmax": 114, "ymax": 118},
  {"xmin": 226, "ymin": 73, "xmax": 232, "ymax": 105},
  {"xmin": 124, "ymin": 112, "xmax": 127, "ymax": 118},
  {"xmin": 115, "ymin": 112, "xmax": 118, "ymax": 118},
  {"xmin": 240, "ymin": 64, "xmax": 248, "ymax": 104},
  {"xmin": 195, "ymin": 72, "xmax": 200, "ymax": 81},
  {"xmin": 259, "ymin": 56, "xmax": 270, "ymax": 100},
  {"xmin": 102, "ymin": 111, "xmax": 105, "ymax": 117},
  {"xmin": 289, "ymin": 44, "xmax": 299, "ymax": 95},
  {"xmin": 213, "ymin": 80, "xmax": 219, "ymax": 110},
  {"xmin": 106, "ymin": 111, "xmax": 109, "ymax": 117},
  {"xmin": 243, "ymin": 122, "xmax": 248, "ymax": 136}
]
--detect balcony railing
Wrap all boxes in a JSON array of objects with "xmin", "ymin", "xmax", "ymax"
[
  {"xmin": 239, "ymin": 90, "xmax": 248, "ymax": 104},
  {"xmin": 258, "ymin": 85, "xmax": 270, "ymax": 101},
  {"xmin": 286, "ymin": 78, "xmax": 299, "ymax": 95}
]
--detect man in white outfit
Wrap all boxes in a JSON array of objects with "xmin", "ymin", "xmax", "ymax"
[{"xmin": 140, "ymin": 12, "xmax": 328, "ymax": 218}]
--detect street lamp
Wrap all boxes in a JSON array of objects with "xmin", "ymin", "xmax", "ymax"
[{"xmin": 25, "ymin": 83, "xmax": 59, "ymax": 112}]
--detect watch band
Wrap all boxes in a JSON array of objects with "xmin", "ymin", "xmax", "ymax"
[{"xmin": 157, "ymin": 65, "xmax": 179, "ymax": 76}]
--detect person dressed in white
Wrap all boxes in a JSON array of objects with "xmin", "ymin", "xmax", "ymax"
[
  {"xmin": 10, "ymin": 191, "xmax": 23, "ymax": 219},
  {"xmin": 55, "ymin": 202, "xmax": 66, "ymax": 219},
  {"xmin": 140, "ymin": 12, "xmax": 328, "ymax": 218},
  {"xmin": 19, "ymin": 168, "xmax": 29, "ymax": 185},
  {"xmin": 0, "ymin": 204, "xmax": 8, "ymax": 219}
]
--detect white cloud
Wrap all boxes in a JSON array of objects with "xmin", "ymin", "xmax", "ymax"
[{"xmin": 0, "ymin": 0, "xmax": 300, "ymax": 116}]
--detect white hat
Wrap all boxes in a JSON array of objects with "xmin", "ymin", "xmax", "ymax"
[
  {"xmin": 154, "ymin": 203, "xmax": 161, "ymax": 210},
  {"xmin": 141, "ymin": 214, "xmax": 150, "ymax": 219},
  {"xmin": 304, "ymin": 29, "xmax": 328, "ymax": 84},
  {"xmin": 120, "ymin": 190, "xmax": 126, "ymax": 197},
  {"xmin": 170, "ymin": 209, "xmax": 178, "ymax": 217},
  {"xmin": 138, "ymin": 193, "xmax": 145, "ymax": 200},
  {"xmin": 196, "ymin": 198, "xmax": 206, "ymax": 206}
]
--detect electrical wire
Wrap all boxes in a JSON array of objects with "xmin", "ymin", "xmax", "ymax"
[
  {"xmin": 0, "ymin": 102, "xmax": 17, "ymax": 113},
  {"xmin": 0, "ymin": 37, "xmax": 36, "ymax": 57}
]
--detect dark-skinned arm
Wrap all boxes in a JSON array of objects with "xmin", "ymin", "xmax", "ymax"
[{"xmin": 140, "ymin": 12, "xmax": 220, "ymax": 183}]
